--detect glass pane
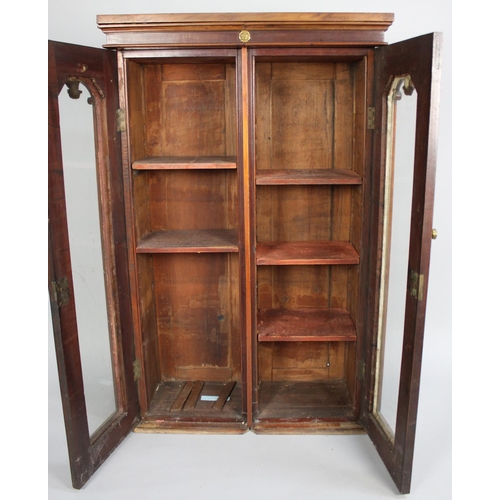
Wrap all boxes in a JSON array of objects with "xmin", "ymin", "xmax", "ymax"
[
  {"xmin": 59, "ymin": 82, "xmax": 117, "ymax": 435},
  {"xmin": 374, "ymin": 76, "xmax": 417, "ymax": 440}
]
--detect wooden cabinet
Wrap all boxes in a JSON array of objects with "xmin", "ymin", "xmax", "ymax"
[{"xmin": 48, "ymin": 13, "xmax": 441, "ymax": 494}]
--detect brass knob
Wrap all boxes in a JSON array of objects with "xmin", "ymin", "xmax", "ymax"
[{"xmin": 432, "ymin": 229, "xmax": 438, "ymax": 240}]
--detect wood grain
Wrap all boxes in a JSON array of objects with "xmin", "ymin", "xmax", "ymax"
[
  {"xmin": 183, "ymin": 381, "xmax": 205, "ymax": 410},
  {"xmin": 154, "ymin": 253, "xmax": 239, "ymax": 381},
  {"xmin": 147, "ymin": 381, "xmax": 244, "ymax": 421},
  {"xmin": 256, "ymin": 169, "xmax": 362, "ymax": 185},
  {"xmin": 97, "ymin": 12, "xmax": 395, "ymax": 30},
  {"xmin": 133, "ymin": 156, "xmax": 237, "ymax": 170},
  {"xmin": 256, "ymin": 381, "xmax": 354, "ymax": 420},
  {"xmin": 170, "ymin": 382, "xmax": 195, "ymax": 411},
  {"xmin": 49, "ymin": 40, "xmax": 139, "ymax": 489},
  {"xmin": 256, "ymin": 241, "xmax": 360, "ymax": 265},
  {"xmin": 136, "ymin": 229, "xmax": 239, "ymax": 253},
  {"xmin": 213, "ymin": 381, "xmax": 237, "ymax": 411}
]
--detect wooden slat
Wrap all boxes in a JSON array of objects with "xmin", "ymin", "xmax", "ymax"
[
  {"xmin": 147, "ymin": 381, "xmax": 244, "ymax": 420},
  {"xmin": 133, "ymin": 156, "xmax": 237, "ymax": 170},
  {"xmin": 183, "ymin": 381, "xmax": 205, "ymax": 410},
  {"xmin": 170, "ymin": 382, "xmax": 194, "ymax": 411},
  {"xmin": 257, "ymin": 308, "xmax": 356, "ymax": 342},
  {"xmin": 256, "ymin": 241, "xmax": 360, "ymax": 265},
  {"xmin": 256, "ymin": 169, "xmax": 362, "ymax": 185},
  {"xmin": 136, "ymin": 229, "xmax": 239, "ymax": 253},
  {"xmin": 212, "ymin": 381, "xmax": 236, "ymax": 411}
]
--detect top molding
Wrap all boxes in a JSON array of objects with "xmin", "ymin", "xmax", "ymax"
[{"xmin": 97, "ymin": 12, "xmax": 394, "ymax": 49}]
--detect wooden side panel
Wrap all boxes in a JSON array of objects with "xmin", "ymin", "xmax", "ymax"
[
  {"xmin": 333, "ymin": 63, "xmax": 354, "ymax": 169},
  {"xmin": 132, "ymin": 171, "xmax": 151, "ymax": 241},
  {"xmin": 143, "ymin": 64, "xmax": 163, "ymax": 157},
  {"xmin": 225, "ymin": 64, "xmax": 237, "ymax": 157},
  {"xmin": 126, "ymin": 61, "xmax": 146, "ymax": 163},
  {"xmin": 255, "ymin": 62, "xmax": 272, "ymax": 171},
  {"xmin": 136, "ymin": 254, "xmax": 160, "ymax": 404}
]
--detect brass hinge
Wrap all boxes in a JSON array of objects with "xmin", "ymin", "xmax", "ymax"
[
  {"xmin": 358, "ymin": 360, "xmax": 365, "ymax": 381},
  {"xmin": 367, "ymin": 107, "xmax": 375, "ymax": 130},
  {"xmin": 116, "ymin": 108, "xmax": 126, "ymax": 132},
  {"xmin": 409, "ymin": 270, "xmax": 425, "ymax": 301},
  {"xmin": 51, "ymin": 277, "xmax": 70, "ymax": 306},
  {"xmin": 133, "ymin": 359, "xmax": 142, "ymax": 381}
]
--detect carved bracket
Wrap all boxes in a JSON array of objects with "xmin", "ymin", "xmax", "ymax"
[
  {"xmin": 64, "ymin": 77, "xmax": 105, "ymax": 103},
  {"xmin": 393, "ymin": 75, "xmax": 415, "ymax": 101},
  {"xmin": 65, "ymin": 78, "xmax": 82, "ymax": 99}
]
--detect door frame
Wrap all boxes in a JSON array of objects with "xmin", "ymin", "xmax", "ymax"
[
  {"xmin": 48, "ymin": 40, "xmax": 139, "ymax": 489},
  {"xmin": 361, "ymin": 32, "xmax": 442, "ymax": 494}
]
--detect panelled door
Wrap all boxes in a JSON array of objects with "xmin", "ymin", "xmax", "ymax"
[
  {"xmin": 48, "ymin": 40, "xmax": 139, "ymax": 489},
  {"xmin": 362, "ymin": 32, "xmax": 442, "ymax": 494}
]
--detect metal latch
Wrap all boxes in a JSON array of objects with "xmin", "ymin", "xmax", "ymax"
[
  {"xmin": 409, "ymin": 270, "xmax": 424, "ymax": 301},
  {"xmin": 367, "ymin": 107, "xmax": 375, "ymax": 130},
  {"xmin": 52, "ymin": 277, "xmax": 70, "ymax": 306},
  {"xmin": 358, "ymin": 360, "xmax": 365, "ymax": 381},
  {"xmin": 133, "ymin": 359, "xmax": 142, "ymax": 381},
  {"xmin": 116, "ymin": 108, "xmax": 126, "ymax": 132}
]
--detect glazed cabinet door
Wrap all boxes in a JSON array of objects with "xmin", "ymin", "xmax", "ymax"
[
  {"xmin": 48, "ymin": 40, "xmax": 139, "ymax": 488},
  {"xmin": 361, "ymin": 33, "xmax": 442, "ymax": 493}
]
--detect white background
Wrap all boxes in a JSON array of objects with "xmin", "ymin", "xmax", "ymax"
[
  {"xmin": 49, "ymin": 0, "xmax": 450, "ymax": 498},
  {"xmin": 2, "ymin": 0, "xmax": 495, "ymax": 498}
]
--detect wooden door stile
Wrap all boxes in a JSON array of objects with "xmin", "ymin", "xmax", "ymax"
[
  {"xmin": 239, "ymin": 46, "xmax": 255, "ymax": 426},
  {"xmin": 117, "ymin": 50, "xmax": 152, "ymax": 414},
  {"xmin": 350, "ymin": 50, "xmax": 374, "ymax": 421}
]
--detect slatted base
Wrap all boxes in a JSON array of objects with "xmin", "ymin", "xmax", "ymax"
[{"xmin": 136, "ymin": 381, "xmax": 246, "ymax": 432}]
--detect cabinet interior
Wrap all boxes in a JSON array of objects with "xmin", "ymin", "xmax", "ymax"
[
  {"xmin": 253, "ymin": 58, "xmax": 367, "ymax": 426},
  {"xmin": 126, "ymin": 57, "xmax": 245, "ymax": 429},
  {"xmin": 125, "ymin": 54, "xmax": 367, "ymax": 429}
]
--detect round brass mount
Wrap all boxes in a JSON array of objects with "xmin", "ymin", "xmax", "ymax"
[{"xmin": 239, "ymin": 30, "xmax": 251, "ymax": 43}]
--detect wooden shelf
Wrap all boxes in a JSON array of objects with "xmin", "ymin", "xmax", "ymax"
[
  {"xmin": 257, "ymin": 308, "xmax": 356, "ymax": 342},
  {"xmin": 132, "ymin": 156, "xmax": 237, "ymax": 170},
  {"xmin": 136, "ymin": 229, "xmax": 239, "ymax": 253},
  {"xmin": 256, "ymin": 169, "xmax": 362, "ymax": 185},
  {"xmin": 256, "ymin": 241, "xmax": 359, "ymax": 265}
]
